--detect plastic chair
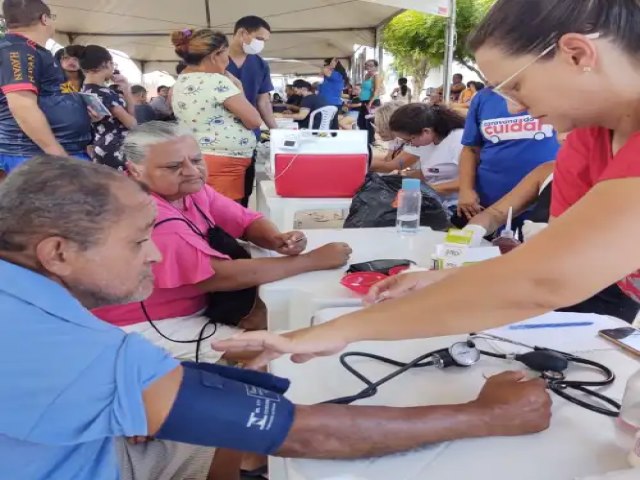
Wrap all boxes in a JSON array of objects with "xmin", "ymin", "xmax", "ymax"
[{"xmin": 308, "ymin": 106, "xmax": 338, "ymax": 131}]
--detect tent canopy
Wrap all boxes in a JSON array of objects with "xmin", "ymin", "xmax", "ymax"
[{"xmin": 49, "ymin": 0, "xmax": 411, "ymax": 75}]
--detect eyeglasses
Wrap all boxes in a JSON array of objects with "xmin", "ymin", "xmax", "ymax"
[{"xmin": 492, "ymin": 32, "xmax": 601, "ymax": 108}]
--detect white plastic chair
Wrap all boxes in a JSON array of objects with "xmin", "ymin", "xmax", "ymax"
[{"xmin": 308, "ymin": 106, "xmax": 338, "ymax": 131}]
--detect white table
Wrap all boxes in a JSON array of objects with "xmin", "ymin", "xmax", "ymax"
[
  {"xmin": 252, "ymin": 227, "xmax": 446, "ymax": 331},
  {"xmin": 270, "ymin": 310, "xmax": 640, "ymax": 480},
  {"xmin": 257, "ymin": 180, "xmax": 353, "ymax": 232}
]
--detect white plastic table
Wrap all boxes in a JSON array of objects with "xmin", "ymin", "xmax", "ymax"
[
  {"xmin": 252, "ymin": 227, "xmax": 446, "ymax": 331},
  {"xmin": 256, "ymin": 180, "xmax": 353, "ymax": 232},
  {"xmin": 270, "ymin": 309, "xmax": 640, "ymax": 480}
]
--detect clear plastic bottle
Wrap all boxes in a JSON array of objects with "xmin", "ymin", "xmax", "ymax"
[
  {"xmin": 396, "ymin": 178, "xmax": 421, "ymax": 235},
  {"xmin": 616, "ymin": 369, "xmax": 640, "ymax": 450}
]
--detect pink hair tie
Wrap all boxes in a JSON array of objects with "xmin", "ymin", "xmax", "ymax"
[{"xmin": 182, "ymin": 29, "xmax": 192, "ymax": 38}]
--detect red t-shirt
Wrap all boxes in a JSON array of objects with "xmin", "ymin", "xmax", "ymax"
[{"xmin": 551, "ymin": 127, "xmax": 640, "ymax": 301}]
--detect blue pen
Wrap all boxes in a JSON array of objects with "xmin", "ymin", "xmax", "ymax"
[{"xmin": 509, "ymin": 321, "xmax": 595, "ymax": 330}]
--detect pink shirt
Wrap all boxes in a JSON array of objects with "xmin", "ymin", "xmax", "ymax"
[{"xmin": 94, "ymin": 185, "xmax": 263, "ymax": 327}]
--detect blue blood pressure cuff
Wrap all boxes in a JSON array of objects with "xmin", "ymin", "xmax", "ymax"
[{"xmin": 155, "ymin": 362, "xmax": 295, "ymax": 454}]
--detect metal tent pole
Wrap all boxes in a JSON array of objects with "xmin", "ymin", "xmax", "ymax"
[{"xmin": 442, "ymin": 0, "xmax": 456, "ymax": 102}]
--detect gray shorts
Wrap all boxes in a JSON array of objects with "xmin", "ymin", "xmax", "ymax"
[{"xmin": 116, "ymin": 438, "xmax": 215, "ymax": 480}]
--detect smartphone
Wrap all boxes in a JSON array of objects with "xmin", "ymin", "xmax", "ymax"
[{"xmin": 599, "ymin": 327, "xmax": 640, "ymax": 357}]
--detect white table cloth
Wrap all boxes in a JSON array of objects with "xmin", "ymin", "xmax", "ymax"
[
  {"xmin": 252, "ymin": 227, "xmax": 446, "ymax": 331},
  {"xmin": 269, "ymin": 309, "xmax": 640, "ymax": 480}
]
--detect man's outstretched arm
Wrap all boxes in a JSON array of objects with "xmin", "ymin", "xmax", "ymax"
[{"xmin": 143, "ymin": 367, "xmax": 551, "ymax": 459}]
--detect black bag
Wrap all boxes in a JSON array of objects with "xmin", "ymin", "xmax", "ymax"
[
  {"xmin": 148, "ymin": 202, "xmax": 257, "ymax": 328},
  {"xmin": 347, "ymin": 259, "xmax": 415, "ymax": 275},
  {"xmin": 343, "ymin": 173, "xmax": 451, "ymax": 231}
]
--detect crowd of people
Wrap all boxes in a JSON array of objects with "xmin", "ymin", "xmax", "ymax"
[{"xmin": 1, "ymin": 0, "xmax": 640, "ymax": 479}]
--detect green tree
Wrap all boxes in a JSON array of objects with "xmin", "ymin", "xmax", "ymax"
[{"xmin": 382, "ymin": 0, "xmax": 496, "ymax": 93}]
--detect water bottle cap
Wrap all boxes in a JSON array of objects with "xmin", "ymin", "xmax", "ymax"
[{"xmin": 402, "ymin": 178, "xmax": 421, "ymax": 191}]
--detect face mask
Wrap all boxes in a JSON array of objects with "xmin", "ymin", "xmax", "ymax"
[{"xmin": 243, "ymin": 38, "xmax": 265, "ymax": 55}]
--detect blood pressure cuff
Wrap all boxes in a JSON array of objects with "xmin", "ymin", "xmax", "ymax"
[{"xmin": 155, "ymin": 362, "xmax": 295, "ymax": 454}]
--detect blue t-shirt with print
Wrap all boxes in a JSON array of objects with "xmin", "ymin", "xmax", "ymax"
[
  {"xmin": 0, "ymin": 259, "xmax": 179, "ymax": 480},
  {"xmin": 461, "ymin": 88, "xmax": 560, "ymax": 207},
  {"xmin": 0, "ymin": 33, "xmax": 91, "ymax": 155}
]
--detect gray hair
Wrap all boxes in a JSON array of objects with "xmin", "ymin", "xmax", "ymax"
[
  {"xmin": 123, "ymin": 121, "xmax": 193, "ymax": 165},
  {"xmin": 0, "ymin": 156, "xmax": 143, "ymax": 252}
]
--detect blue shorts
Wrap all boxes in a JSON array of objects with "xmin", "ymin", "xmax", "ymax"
[{"xmin": 0, "ymin": 152, "xmax": 91, "ymax": 174}]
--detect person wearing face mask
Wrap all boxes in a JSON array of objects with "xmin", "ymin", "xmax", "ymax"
[
  {"xmin": 212, "ymin": 0, "xmax": 640, "ymax": 372},
  {"xmin": 369, "ymin": 101, "xmax": 420, "ymax": 173},
  {"xmin": 80, "ymin": 45, "xmax": 137, "ymax": 171},
  {"xmin": 171, "ymin": 29, "xmax": 261, "ymax": 202},
  {"xmin": 227, "ymin": 15, "xmax": 276, "ymax": 207},
  {"xmin": 389, "ymin": 103, "xmax": 466, "ymax": 211},
  {"xmin": 54, "ymin": 45, "xmax": 85, "ymax": 93}
]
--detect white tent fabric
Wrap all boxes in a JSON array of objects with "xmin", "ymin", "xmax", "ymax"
[
  {"xmin": 49, "ymin": 0, "xmax": 405, "ymax": 74},
  {"xmin": 361, "ymin": 0, "xmax": 450, "ymax": 16}
]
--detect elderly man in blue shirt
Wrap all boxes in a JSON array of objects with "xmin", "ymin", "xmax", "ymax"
[{"xmin": 0, "ymin": 153, "xmax": 551, "ymax": 480}]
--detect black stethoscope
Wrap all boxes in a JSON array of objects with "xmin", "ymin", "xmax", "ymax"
[{"xmin": 325, "ymin": 332, "xmax": 620, "ymax": 417}]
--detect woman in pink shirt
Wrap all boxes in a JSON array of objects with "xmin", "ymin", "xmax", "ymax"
[{"xmin": 93, "ymin": 121, "xmax": 352, "ymax": 363}]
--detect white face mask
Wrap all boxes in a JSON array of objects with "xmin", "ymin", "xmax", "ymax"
[{"xmin": 243, "ymin": 38, "xmax": 265, "ymax": 55}]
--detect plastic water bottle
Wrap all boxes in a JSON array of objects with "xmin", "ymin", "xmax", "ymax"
[
  {"xmin": 396, "ymin": 178, "xmax": 421, "ymax": 235},
  {"xmin": 616, "ymin": 369, "xmax": 640, "ymax": 450}
]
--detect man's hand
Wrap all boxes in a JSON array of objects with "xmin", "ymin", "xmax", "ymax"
[
  {"xmin": 471, "ymin": 371, "xmax": 552, "ymax": 437},
  {"xmin": 272, "ymin": 231, "xmax": 307, "ymax": 256},
  {"xmin": 303, "ymin": 242, "xmax": 352, "ymax": 270},
  {"xmin": 457, "ymin": 188, "xmax": 483, "ymax": 220},
  {"xmin": 365, "ymin": 270, "xmax": 454, "ymax": 305},
  {"xmin": 212, "ymin": 326, "xmax": 349, "ymax": 369}
]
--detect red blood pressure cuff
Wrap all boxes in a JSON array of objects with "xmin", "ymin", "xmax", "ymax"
[{"xmin": 155, "ymin": 362, "xmax": 295, "ymax": 454}]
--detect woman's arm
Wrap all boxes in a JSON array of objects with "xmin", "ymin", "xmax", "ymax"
[
  {"xmin": 369, "ymin": 149, "xmax": 419, "ymax": 173},
  {"xmin": 213, "ymin": 177, "xmax": 640, "ymax": 366},
  {"xmin": 224, "ymin": 94, "xmax": 263, "ymax": 130},
  {"xmin": 467, "ymin": 162, "xmax": 555, "ymax": 235},
  {"xmin": 281, "ymin": 108, "xmax": 310, "ymax": 122},
  {"xmin": 328, "ymin": 177, "xmax": 640, "ymax": 342},
  {"xmin": 111, "ymin": 105, "xmax": 138, "ymax": 130},
  {"xmin": 196, "ymin": 243, "xmax": 352, "ymax": 292},
  {"xmin": 431, "ymin": 179, "xmax": 460, "ymax": 197}
]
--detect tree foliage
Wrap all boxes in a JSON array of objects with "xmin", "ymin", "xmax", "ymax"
[{"xmin": 382, "ymin": 0, "xmax": 496, "ymax": 90}]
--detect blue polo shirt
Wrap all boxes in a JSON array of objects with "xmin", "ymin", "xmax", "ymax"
[
  {"xmin": 462, "ymin": 89, "xmax": 560, "ymax": 207},
  {"xmin": 0, "ymin": 260, "xmax": 179, "ymax": 480},
  {"xmin": 0, "ymin": 33, "xmax": 91, "ymax": 156}
]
